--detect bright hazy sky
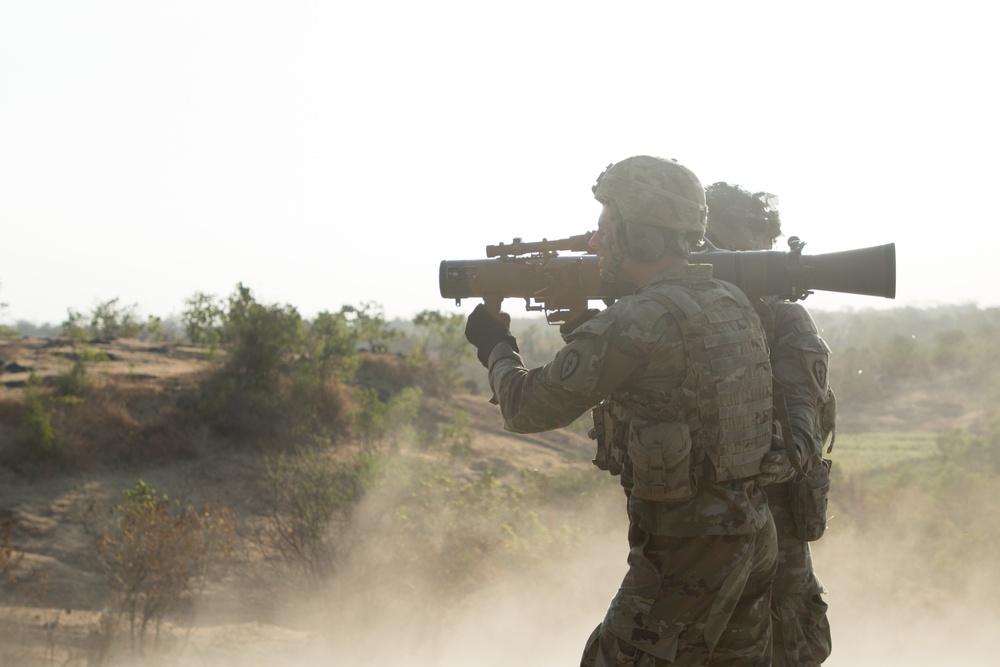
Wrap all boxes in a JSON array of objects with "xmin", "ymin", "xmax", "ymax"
[{"xmin": 2, "ymin": 1, "xmax": 997, "ymax": 326}]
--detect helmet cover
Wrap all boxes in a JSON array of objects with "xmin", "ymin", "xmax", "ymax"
[
  {"xmin": 705, "ymin": 182, "xmax": 782, "ymax": 251},
  {"xmin": 593, "ymin": 156, "xmax": 707, "ymax": 235}
]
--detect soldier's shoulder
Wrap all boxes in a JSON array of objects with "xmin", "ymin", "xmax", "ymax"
[
  {"xmin": 774, "ymin": 301, "xmax": 831, "ymax": 352},
  {"xmin": 774, "ymin": 300, "xmax": 819, "ymax": 331},
  {"xmin": 572, "ymin": 293, "xmax": 678, "ymax": 349}
]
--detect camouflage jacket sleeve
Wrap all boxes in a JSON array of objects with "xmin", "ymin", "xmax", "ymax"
[
  {"xmin": 769, "ymin": 301, "xmax": 832, "ymax": 464},
  {"xmin": 486, "ymin": 298, "xmax": 681, "ymax": 434}
]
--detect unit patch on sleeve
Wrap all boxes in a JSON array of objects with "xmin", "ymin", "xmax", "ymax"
[
  {"xmin": 560, "ymin": 350, "xmax": 581, "ymax": 381},
  {"xmin": 814, "ymin": 360, "xmax": 828, "ymax": 389}
]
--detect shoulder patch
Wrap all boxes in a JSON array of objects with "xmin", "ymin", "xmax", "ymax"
[
  {"xmin": 560, "ymin": 350, "xmax": 581, "ymax": 380},
  {"xmin": 814, "ymin": 360, "xmax": 828, "ymax": 389}
]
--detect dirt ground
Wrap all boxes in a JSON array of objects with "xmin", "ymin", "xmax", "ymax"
[{"xmin": 1, "ymin": 336, "xmax": 996, "ymax": 666}]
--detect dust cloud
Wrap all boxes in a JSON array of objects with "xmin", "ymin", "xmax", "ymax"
[
  {"xmin": 816, "ymin": 524, "xmax": 998, "ymax": 666},
  {"xmin": 180, "ymin": 485, "xmax": 998, "ymax": 667},
  {"xmin": 220, "ymin": 480, "xmax": 628, "ymax": 667},
  {"xmin": 7, "ymin": 463, "xmax": 997, "ymax": 665}
]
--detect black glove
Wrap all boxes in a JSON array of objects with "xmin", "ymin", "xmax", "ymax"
[
  {"xmin": 465, "ymin": 303, "xmax": 519, "ymax": 367},
  {"xmin": 558, "ymin": 308, "xmax": 600, "ymax": 340}
]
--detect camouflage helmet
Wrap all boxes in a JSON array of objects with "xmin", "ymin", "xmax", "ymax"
[
  {"xmin": 705, "ymin": 182, "xmax": 782, "ymax": 251},
  {"xmin": 592, "ymin": 155, "xmax": 708, "ymax": 236}
]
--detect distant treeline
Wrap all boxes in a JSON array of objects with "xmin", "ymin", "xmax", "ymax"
[
  {"xmin": 6, "ymin": 297, "xmax": 1000, "ymax": 404},
  {"xmin": 811, "ymin": 305, "xmax": 1000, "ymax": 402}
]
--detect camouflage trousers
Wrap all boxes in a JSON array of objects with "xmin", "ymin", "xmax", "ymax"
[
  {"xmin": 581, "ymin": 513, "xmax": 777, "ymax": 666},
  {"xmin": 764, "ymin": 484, "xmax": 832, "ymax": 667}
]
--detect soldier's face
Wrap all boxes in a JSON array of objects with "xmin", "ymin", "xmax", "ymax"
[{"xmin": 590, "ymin": 203, "xmax": 617, "ymax": 273}]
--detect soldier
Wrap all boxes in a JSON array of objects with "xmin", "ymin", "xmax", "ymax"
[
  {"xmin": 466, "ymin": 156, "xmax": 781, "ymax": 666},
  {"xmin": 705, "ymin": 182, "xmax": 835, "ymax": 666}
]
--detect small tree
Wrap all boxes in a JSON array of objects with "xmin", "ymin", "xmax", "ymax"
[
  {"xmin": 89, "ymin": 298, "xmax": 144, "ymax": 339},
  {"xmin": 61, "ymin": 309, "xmax": 88, "ymax": 342},
  {"xmin": 22, "ymin": 373, "xmax": 59, "ymax": 456},
  {"xmin": 342, "ymin": 301, "xmax": 399, "ymax": 353},
  {"xmin": 413, "ymin": 309, "xmax": 470, "ymax": 388},
  {"xmin": 441, "ymin": 410, "xmax": 474, "ymax": 458},
  {"xmin": 93, "ymin": 480, "xmax": 236, "ymax": 658},
  {"xmin": 222, "ymin": 283, "xmax": 303, "ymax": 389},
  {"xmin": 304, "ymin": 310, "xmax": 363, "ymax": 384},
  {"xmin": 182, "ymin": 292, "xmax": 227, "ymax": 346},
  {"xmin": 351, "ymin": 388, "xmax": 388, "ymax": 448},
  {"xmin": 385, "ymin": 386, "xmax": 423, "ymax": 449}
]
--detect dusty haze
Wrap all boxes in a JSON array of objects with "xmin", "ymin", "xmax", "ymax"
[
  {"xmin": 175, "ymin": 490, "xmax": 999, "ymax": 666},
  {"xmin": 3, "ymin": 330, "xmax": 999, "ymax": 666}
]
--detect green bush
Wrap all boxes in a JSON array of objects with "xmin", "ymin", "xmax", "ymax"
[
  {"xmin": 22, "ymin": 374, "xmax": 59, "ymax": 456},
  {"xmin": 192, "ymin": 285, "xmax": 378, "ymax": 441},
  {"xmin": 441, "ymin": 410, "xmax": 473, "ymax": 458},
  {"xmin": 222, "ymin": 284, "xmax": 304, "ymax": 389},
  {"xmin": 304, "ymin": 310, "xmax": 363, "ymax": 384},
  {"xmin": 412, "ymin": 309, "xmax": 470, "ymax": 391}
]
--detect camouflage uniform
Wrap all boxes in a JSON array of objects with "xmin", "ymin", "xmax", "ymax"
[
  {"xmin": 756, "ymin": 298, "xmax": 833, "ymax": 667},
  {"xmin": 487, "ymin": 264, "xmax": 778, "ymax": 666},
  {"xmin": 703, "ymin": 180, "xmax": 834, "ymax": 666}
]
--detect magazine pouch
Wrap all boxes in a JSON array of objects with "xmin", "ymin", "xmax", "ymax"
[
  {"xmin": 627, "ymin": 418, "xmax": 697, "ymax": 502},
  {"xmin": 790, "ymin": 457, "xmax": 832, "ymax": 541}
]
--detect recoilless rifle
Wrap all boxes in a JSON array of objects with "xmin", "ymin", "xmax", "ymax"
[{"xmin": 439, "ymin": 233, "xmax": 896, "ymax": 323}]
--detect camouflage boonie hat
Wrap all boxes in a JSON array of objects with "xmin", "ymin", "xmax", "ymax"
[
  {"xmin": 593, "ymin": 156, "xmax": 707, "ymax": 235},
  {"xmin": 705, "ymin": 182, "xmax": 782, "ymax": 249}
]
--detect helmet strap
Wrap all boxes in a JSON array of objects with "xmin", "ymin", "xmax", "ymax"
[{"xmin": 602, "ymin": 251, "xmax": 625, "ymax": 283}]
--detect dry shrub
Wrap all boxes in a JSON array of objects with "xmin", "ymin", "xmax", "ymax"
[
  {"xmin": 197, "ymin": 368, "xmax": 350, "ymax": 445},
  {"xmin": 0, "ymin": 511, "xmax": 23, "ymax": 582},
  {"xmin": 356, "ymin": 352, "xmax": 420, "ymax": 395},
  {"xmin": 1, "ymin": 376, "xmax": 202, "ymax": 475},
  {"xmin": 256, "ymin": 446, "xmax": 384, "ymax": 585},
  {"xmin": 91, "ymin": 480, "xmax": 237, "ymax": 660},
  {"xmin": 0, "ymin": 394, "xmax": 23, "ymax": 424},
  {"xmin": 356, "ymin": 350, "xmax": 461, "ymax": 400},
  {"xmin": 0, "ymin": 511, "xmax": 50, "ymax": 605},
  {"xmin": 52, "ymin": 386, "xmax": 142, "ymax": 464}
]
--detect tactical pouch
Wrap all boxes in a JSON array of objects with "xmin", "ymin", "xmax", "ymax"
[
  {"xmin": 626, "ymin": 419, "xmax": 697, "ymax": 502},
  {"xmin": 590, "ymin": 403, "xmax": 623, "ymax": 476},
  {"xmin": 789, "ymin": 457, "xmax": 832, "ymax": 541}
]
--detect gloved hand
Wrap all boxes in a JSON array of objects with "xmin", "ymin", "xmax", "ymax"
[
  {"xmin": 465, "ymin": 303, "xmax": 519, "ymax": 367},
  {"xmin": 757, "ymin": 450, "xmax": 797, "ymax": 486},
  {"xmin": 558, "ymin": 308, "xmax": 601, "ymax": 340}
]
